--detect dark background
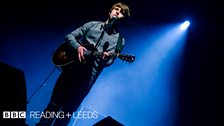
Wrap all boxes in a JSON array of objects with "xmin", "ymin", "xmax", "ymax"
[{"xmin": 0, "ymin": 0, "xmax": 222, "ymax": 126}]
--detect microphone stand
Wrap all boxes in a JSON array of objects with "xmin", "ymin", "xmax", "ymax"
[{"xmin": 94, "ymin": 26, "xmax": 106, "ymax": 50}]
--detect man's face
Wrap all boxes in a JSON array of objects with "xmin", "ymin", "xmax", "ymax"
[{"xmin": 109, "ymin": 7, "xmax": 125, "ymax": 20}]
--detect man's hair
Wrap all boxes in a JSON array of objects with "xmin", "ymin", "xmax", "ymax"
[{"xmin": 110, "ymin": 2, "xmax": 131, "ymax": 19}]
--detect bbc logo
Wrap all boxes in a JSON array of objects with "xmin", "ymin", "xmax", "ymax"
[{"xmin": 3, "ymin": 111, "xmax": 26, "ymax": 119}]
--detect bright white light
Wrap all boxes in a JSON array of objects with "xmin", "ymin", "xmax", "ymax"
[{"xmin": 180, "ymin": 21, "xmax": 190, "ymax": 30}]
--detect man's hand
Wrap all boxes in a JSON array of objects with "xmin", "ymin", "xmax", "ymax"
[
  {"xmin": 77, "ymin": 46, "xmax": 87, "ymax": 62},
  {"xmin": 102, "ymin": 52, "xmax": 110, "ymax": 60}
]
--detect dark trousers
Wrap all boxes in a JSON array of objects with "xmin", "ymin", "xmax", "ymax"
[{"xmin": 36, "ymin": 63, "xmax": 94, "ymax": 126}]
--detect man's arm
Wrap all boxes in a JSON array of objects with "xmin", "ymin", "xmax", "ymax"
[
  {"xmin": 65, "ymin": 21, "xmax": 98, "ymax": 62},
  {"xmin": 65, "ymin": 21, "xmax": 97, "ymax": 49}
]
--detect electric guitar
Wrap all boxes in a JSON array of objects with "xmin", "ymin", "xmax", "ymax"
[{"xmin": 52, "ymin": 42, "xmax": 135, "ymax": 67}]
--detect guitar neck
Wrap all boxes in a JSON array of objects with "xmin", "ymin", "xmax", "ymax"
[
  {"xmin": 93, "ymin": 51, "xmax": 118, "ymax": 58},
  {"xmin": 90, "ymin": 51, "xmax": 135, "ymax": 63}
]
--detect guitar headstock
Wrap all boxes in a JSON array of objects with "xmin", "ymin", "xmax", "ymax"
[{"xmin": 117, "ymin": 53, "xmax": 135, "ymax": 63}]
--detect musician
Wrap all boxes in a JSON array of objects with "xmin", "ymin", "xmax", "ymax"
[{"xmin": 36, "ymin": 2, "xmax": 131, "ymax": 126}]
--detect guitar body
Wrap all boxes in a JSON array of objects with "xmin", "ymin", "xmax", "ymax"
[
  {"xmin": 52, "ymin": 42, "xmax": 76, "ymax": 67},
  {"xmin": 52, "ymin": 42, "xmax": 95, "ymax": 67}
]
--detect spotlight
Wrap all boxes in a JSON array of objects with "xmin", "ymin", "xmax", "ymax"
[{"xmin": 180, "ymin": 21, "xmax": 190, "ymax": 30}]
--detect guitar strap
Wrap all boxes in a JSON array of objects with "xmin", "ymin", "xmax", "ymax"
[{"xmin": 116, "ymin": 34, "xmax": 123, "ymax": 53}]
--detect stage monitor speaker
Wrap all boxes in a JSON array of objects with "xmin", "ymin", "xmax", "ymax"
[
  {"xmin": 0, "ymin": 62, "xmax": 28, "ymax": 126},
  {"xmin": 93, "ymin": 116, "xmax": 124, "ymax": 126}
]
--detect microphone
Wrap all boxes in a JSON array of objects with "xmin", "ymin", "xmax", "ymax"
[
  {"xmin": 101, "ymin": 16, "xmax": 117, "ymax": 30},
  {"xmin": 105, "ymin": 16, "xmax": 117, "ymax": 31},
  {"xmin": 110, "ymin": 16, "xmax": 117, "ymax": 25}
]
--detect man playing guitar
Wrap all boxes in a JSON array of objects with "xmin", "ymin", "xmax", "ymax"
[{"xmin": 36, "ymin": 2, "xmax": 133, "ymax": 126}]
